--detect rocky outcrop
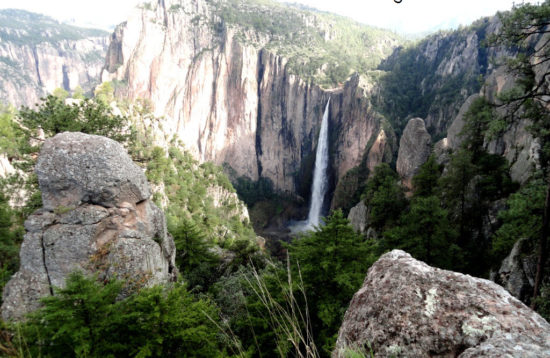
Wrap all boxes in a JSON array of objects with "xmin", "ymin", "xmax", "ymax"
[
  {"xmin": 101, "ymin": 0, "xmax": 394, "ymax": 200},
  {"xmin": 0, "ymin": 9, "xmax": 109, "ymax": 107},
  {"xmin": 483, "ymin": 67, "xmax": 539, "ymax": 184},
  {"xmin": 396, "ymin": 118, "xmax": 431, "ymax": 190},
  {"xmin": 1, "ymin": 132, "xmax": 177, "ymax": 321},
  {"xmin": 494, "ymin": 238, "xmax": 537, "ymax": 302},
  {"xmin": 334, "ymin": 250, "xmax": 550, "ymax": 357},
  {"xmin": 347, "ymin": 200, "xmax": 367, "ymax": 235},
  {"xmin": 440, "ymin": 85, "xmax": 537, "ymax": 184},
  {"xmin": 446, "ymin": 94, "xmax": 480, "ymax": 150},
  {"xmin": 365, "ymin": 128, "xmax": 395, "ymax": 174},
  {"xmin": 206, "ymin": 185, "xmax": 250, "ymax": 223}
]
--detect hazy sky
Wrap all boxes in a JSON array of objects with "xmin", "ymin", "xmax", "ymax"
[{"xmin": 0, "ymin": 0, "xmax": 538, "ymax": 34}]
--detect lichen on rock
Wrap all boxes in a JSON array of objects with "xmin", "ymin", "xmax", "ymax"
[{"xmin": 333, "ymin": 250, "xmax": 550, "ymax": 357}]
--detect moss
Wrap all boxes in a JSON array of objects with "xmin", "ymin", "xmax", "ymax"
[{"xmin": 54, "ymin": 205, "xmax": 74, "ymax": 215}]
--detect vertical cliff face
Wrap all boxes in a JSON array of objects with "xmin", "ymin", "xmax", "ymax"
[
  {"xmin": 0, "ymin": 10, "xmax": 109, "ymax": 107},
  {"xmin": 101, "ymin": 0, "xmax": 394, "ymax": 200},
  {"xmin": 376, "ymin": 16, "xmax": 511, "ymax": 137}
]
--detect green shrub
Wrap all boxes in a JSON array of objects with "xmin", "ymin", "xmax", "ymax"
[{"xmin": 16, "ymin": 272, "xmax": 228, "ymax": 358}]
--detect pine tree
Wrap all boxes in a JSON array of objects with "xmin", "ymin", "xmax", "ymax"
[
  {"xmin": 487, "ymin": 0, "xmax": 550, "ymax": 305},
  {"xmin": 288, "ymin": 210, "xmax": 378, "ymax": 353},
  {"xmin": 363, "ymin": 163, "xmax": 406, "ymax": 230},
  {"xmin": 382, "ymin": 196, "xmax": 460, "ymax": 269}
]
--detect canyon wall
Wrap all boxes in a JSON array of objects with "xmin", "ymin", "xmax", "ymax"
[
  {"xmin": 0, "ymin": 9, "xmax": 109, "ymax": 107},
  {"xmin": 101, "ymin": 0, "xmax": 394, "ymax": 201}
]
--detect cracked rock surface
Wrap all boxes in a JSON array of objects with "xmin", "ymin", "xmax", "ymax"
[
  {"xmin": 333, "ymin": 250, "xmax": 550, "ymax": 357},
  {"xmin": 2, "ymin": 132, "xmax": 177, "ymax": 321}
]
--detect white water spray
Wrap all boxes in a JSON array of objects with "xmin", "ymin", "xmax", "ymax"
[{"xmin": 289, "ymin": 98, "xmax": 330, "ymax": 233}]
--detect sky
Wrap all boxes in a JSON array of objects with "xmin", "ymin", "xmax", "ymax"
[{"xmin": 0, "ymin": 0, "xmax": 538, "ymax": 34}]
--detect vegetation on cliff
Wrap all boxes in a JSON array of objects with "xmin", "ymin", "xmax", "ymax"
[
  {"xmin": 486, "ymin": 0, "xmax": 550, "ymax": 308},
  {"xmin": 0, "ymin": 9, "xmax": 108, "ymax": 45},
  {"xmin": 207, "ymin": 0, "xmax": 403, "ymax": 87},
  {"xmin": 0, "ymin": 0, "xmax": 550, "ymax": 357},
  {"xmin": 369, "ymin": 14, "xmax": 501, "ymax": 139}
]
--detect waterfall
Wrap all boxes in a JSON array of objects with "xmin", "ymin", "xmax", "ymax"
[
  {"xmin": 306, "ymin": 98, "xmax": 330, "ymax": 227},
  {"xmin": 289, "ymin": 98, "xmax": 330, "ymax": 233}
]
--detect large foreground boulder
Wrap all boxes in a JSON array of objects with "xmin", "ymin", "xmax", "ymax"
[
  {"xmin": 333, "ymin": 250, "xmax": 550, "ymax": 357},
  {"xmin": 2, "ymin": 132, "xmax": 177, "ymax": 321}
]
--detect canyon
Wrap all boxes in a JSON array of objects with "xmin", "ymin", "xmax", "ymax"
[
  {"xmin": 1, "ymin": 0, "xmax": 549, "ymax": 355},
  {"xmin": 3, "ymin": 1, "xmax": 537, "ymax": 217}
]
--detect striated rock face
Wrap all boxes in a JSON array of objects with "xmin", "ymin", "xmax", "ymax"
[
  {"xmin": 1, "ymin": 132, "xmax": 177, "ymax": 321},
  {"xmin": 0, "ymin": 10, "xmax": 109, "ymax": 107},
  {"xmin": 334, "ymin": 250, "xmax": 550, "ymax": 358},
  {"xmin": 396, "ymin": 118, "xmax": 431, "ymax": 190},
  {"xmin": 101, "ymin": 0, "xmax": 391, "ymax": 199},
  {"xmin": 483, "ymin": 66, "xmax": 539, "ymax": 184},
  {"xmin": 365, "ymin": 128, "xmax": 395, "ymax": 175},
  {"xmin": 442, "ymin": 84, "xmax": 537, "ymax": 184}
]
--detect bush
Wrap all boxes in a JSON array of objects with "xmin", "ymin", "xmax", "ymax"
[
  {"xmin": 17, "ymin": 272, "xmax": 228, "ymax": 358},
  {"xmin": 18, "ymin": 95, "xmax": 129, "ymax": 142}
]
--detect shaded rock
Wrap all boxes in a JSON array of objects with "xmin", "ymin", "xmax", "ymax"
[
  {"xmin": 365, "ymin": 227, "xmax": 378, "ymax": 240},
  {"xmin": 2, "ymin": 132, "xmax": 176, "ymax": 321},
  {"xmin": 494, "ymin": 238, "xmax": 537, "ymax": 302},
  {"xmin": 347, "ymin": 201, "xmax": 367, "ymax": 234},
  {"xmin": 446, "ymin": 94, "xmax": 480, "ymax": 150},
  {"xmin": 481, "ymin": 199, "xmax": 506, "ymax": 243},
  {"xmin": 396, "ymin": 118, "xmax": 431, "ymax": 190},
  {"xmin": 333, "ymin": 250, "xmax": 550, "ymax": 357},
  {"xmin": 365, "ymin": 128, "xmax": 396, "ymax": 175}
]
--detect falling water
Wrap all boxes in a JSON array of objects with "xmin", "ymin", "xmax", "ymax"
[
  {"xmin": 289, "ymin": 98, "xmax": 330, "ymax": 233},
  {"xmin": 306, "ymin": 98, "xmax": 330, "ymax": 227}
]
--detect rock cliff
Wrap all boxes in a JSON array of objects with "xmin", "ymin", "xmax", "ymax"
[
  {"xmin": 333, "ymin": 250, "xmax": 550, "ymax": 357},
  {"xmin": 493, "ymin": 238, "xmax": 537, "ymax": 303},
  {"xmin": 0, "ymin": 9, "xmax": 109, "ymax": 107},
  {"xmin": 396, "ymin": 118, "xmax": 431, "ymax": 191},
  {"xmin": 376, "ymin": 16, "xmax": 510, "ymax": 137},
  {"xmin": 1, "ymin": 132, "xmax": 177, "ymax": 321},
  {"xmin": 100, "ymin": 0, "xmax": 398, "ymax": 202}
]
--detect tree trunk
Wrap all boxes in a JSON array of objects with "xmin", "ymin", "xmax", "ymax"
[{"xmin": 531, "ymin": 180, "xmax": 550, "ymax": 309}]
